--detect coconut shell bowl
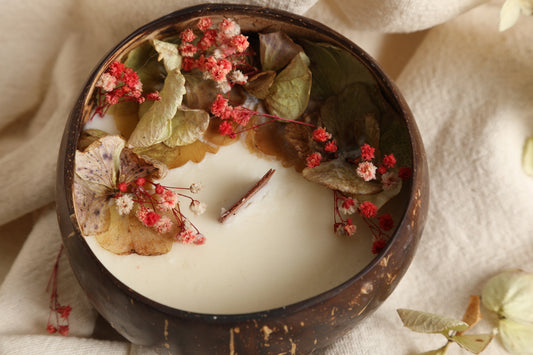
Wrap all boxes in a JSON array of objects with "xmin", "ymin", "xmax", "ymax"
[{"xmin": 56, "ymin": 3, "xmax": 428, "ymax": 354}]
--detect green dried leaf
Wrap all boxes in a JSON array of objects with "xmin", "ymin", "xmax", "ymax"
[
  {"xmin": 481, "ymin": 269, "xmax": 533, "ymax": 325},
  {"xmin": 124, "ymin": 42, "xmax": 165, "ymax": 93},
  {"xmin": 151, "ymin": 39, "xmax": 182, "ymax": 72},
  {"xmin": 450, "ymin": 334, "xmax": 493, "ymax": 354},
  {"xmin": 302, "ymin": 159, "xmax": 382, "ymax": 195},
  {"xmin": 380, "ymin": 111, "xmax": 412, "ymax": 168},
  {"xmin": 523, "ymin": 136, "xmax": 533, "ymax": 177},
  {"xmin": 259, "ymin": 31, "xmax": 304, "ymax": 72},
  {"xmin": 498, "ymin": 318, "xmax": 533, "ymax": 355},
  {"xmin": 397, "ymin": 309, "xmax": 469, "ymax": 334},
  {"xmin": 301, "ymin": 41, "xmax": 377, "ymax": 99},
  {"xmin": 245, "ymin": 71, "xmax": 276, "ymax": 99},
  {"xmin": 264, "ymin": 51, "xmax": 312, "ymax": 121},
  {"xmin": 164, "ymin": 108, "xmax": 210, "ymax": 147},
  {"xmin": 127, "ymin": 69, "xmax": 186, "ymax": 147},
  {"xmin": 320, "ymin": 83, "xmax": 385, "ymax": 154}
]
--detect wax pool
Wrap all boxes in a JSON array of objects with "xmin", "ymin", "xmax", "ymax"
[{"xmin": 85, "ymin": 121, "xmax": 375, "ymax": 314}]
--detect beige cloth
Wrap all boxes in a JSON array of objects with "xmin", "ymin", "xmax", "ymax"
[{"xmin": 1, "ymin": 0, "xmax": 532, "ymax": 354}]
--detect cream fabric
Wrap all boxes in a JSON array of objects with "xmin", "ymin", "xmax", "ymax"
[{"xmin": 1, "ymin": 0, "xmax": 532, "ymax": 354}]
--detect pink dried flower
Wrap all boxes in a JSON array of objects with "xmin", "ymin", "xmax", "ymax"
[
  {"xmin": 358, "ymin": 201, "xmax": 378, "ymax": 218},
  {"xmin": 382, "ymin": 154, "xmax": 397, "ymax": 169},
  {"xmin": 356, "ymin": 161, "xmax": 377, "ymax": 181},
  {"xmin": 344, "ymin": 219, "xmax": 357, "ymax": 236},
  {"xmin": 219, "ymin": 18, "xmax": 240, "ymax": 37},
  {"xmin": 177, "ymin": 229, "xmax": 196, "ymax": 244},
  {"xmin": 325, "ymin": 140, "xmax": 338, "ymax": 153},
  {"xmin": 218, "ymin": 120, "xmax": 234, "ymax": 136},
  {"xmin": 95, "ymin": 73, "xmax": 117, "ymax": 92},
  {"xmin": 306, "ymin": 152, "xmax": 322, "ymax": 168},
  {"xmin": 379, "ymin": 213, "xmax": 394, "ymax": 231},
  {"xmin": 154, "ymin": 216, "xmax": 173, "ymax": 233},
  {"xmin": 360, "ymin": 144, "xmax": 375, "ymax": 161},
  {"xmin": 179, "ymin": 43, "xmax": 198, "ymax": 57},
  {"xmin": 197, "ymin": 17, "xmax": 212, "ymax": 32},
  {"xmin": 157, "ymin": 189, "xmax": 179, "ymax": 211},
  {"xmin": 180, "ymin": 28, "xmax": 197, "ymax": 42},
  {"xmin": 230, "ymin": 34, "xmax": 249, "ymax": 52},
  {"xmin": 340, "ymin": 197, "xmax": 357, "ymax": 214},
  {"xmin": 312, "ymin": 127, "xmax": 331, "ymax": 142}
]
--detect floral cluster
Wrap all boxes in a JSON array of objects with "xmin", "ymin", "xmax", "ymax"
[
  {"xmin": 306, "ymin": 127, "xmax": 338, "ymax": 168},
  {"xmin": 93, "ymin": 61, "xmax": 161, "ymax": 118},
  {"xmin": 325, "ymin": 143, "xmax": 412, "ymax": 254},
  {"xmin": 114, "ymin": 177, "xmax": 207, "ymax": 245},
  {"xmin": 178, "ymin": 17, "xmax": 252, "ymax": 93},
  {"xmin": 46, "ymin": 245, "xmax": 71, "ymax": 336},
  {"xmin": 210, "ymin": 93, "xmax": 316, "ymax": 138}
]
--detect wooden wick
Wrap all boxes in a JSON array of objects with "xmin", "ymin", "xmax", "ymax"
[{"xmin": 218, "ymin": 169, "xmax": 275, "ymax": 223}]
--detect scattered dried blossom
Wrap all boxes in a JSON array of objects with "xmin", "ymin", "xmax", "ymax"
[
  {"xmin": 356, "ymin": 161, "xmax": 377, "ymax": 181},
  {"xmin": 359, "ymin": 201, "xmax": 378, "ymax": 218}
]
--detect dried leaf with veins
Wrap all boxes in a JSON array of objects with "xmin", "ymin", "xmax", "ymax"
[{"xmin": 73, "ymin": 135, "xmax": 169, "ymax": 255}]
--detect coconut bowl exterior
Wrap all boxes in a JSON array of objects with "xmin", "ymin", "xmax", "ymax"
[{"xmin": 56, "ymin": 4, "xmax": 429, "ymax": 354}]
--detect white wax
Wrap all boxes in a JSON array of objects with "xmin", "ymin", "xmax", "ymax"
[{"xmin": 86, "ymin": 138, "xmax": 375, "ymax": 314}]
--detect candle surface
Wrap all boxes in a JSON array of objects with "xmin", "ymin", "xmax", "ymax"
[{"xmin": 85, "ymin": 117, "xmax": 375, "ymax": 313}]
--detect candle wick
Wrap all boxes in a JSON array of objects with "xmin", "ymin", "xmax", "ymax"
[{"xmin": 218, "ymin": 169, "xmax": 275, "ymax": 223}]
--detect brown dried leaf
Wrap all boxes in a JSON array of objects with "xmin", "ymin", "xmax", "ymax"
[
  {"xmin": 302, "ymin": 159, "xmax": 382, "ymax": 195},
  {"xmin": 259, "ymin": 32, "xmax": 303, "ymax": 72},
  {"xmin": 133, "ymin": 139, "xmax": 219, "ymax": 169},
  {"xmin": 77, "ymin": 129, "xmax": 108, "ymax": 151},
  {"xmin": 119, "ymin": 147, "xmax": 168, "ymax": 183},
  {"xmin": 461, "ymin": 295, "xmax": 483, "ymax": 332},
  {"xmin": 95, "ymin": 206, "xmax": 176, "ymax": 256},
  {"xmin": 245, "ymin": 71, "xmax": 276, "ymax": 99}
]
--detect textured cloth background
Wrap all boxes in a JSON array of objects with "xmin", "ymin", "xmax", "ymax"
[{"xmin": 1, "ymin": 0, "xmax": 532, "ymax": 354}]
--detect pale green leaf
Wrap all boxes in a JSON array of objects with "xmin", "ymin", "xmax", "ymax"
[
  {"xmin": 302, "ymin": 159, "xmax": 382, "ymax": 195},
  {"xmin": 259, "ymin": 31, "xmax": 303, "ymax": 72},
  {"xmin": 451, "ymin": 334, "xmax": 493, "ymax": 354},
  {"xmin": 164, "ymin": 108, "xmax": 210, "ymax": 147},
  {"xmin": 481, "ymin": 269, "xmax": 533, "ymax": 324},
  {"xmin": 301, "ymin": 41, "xmax": 377, "ymax": 99},
  {"xmin": 264, "ymin": 51, "xmax": 312, "ymax": 121},
  {"xmin": 151, "ymin": 39, "xmax": 182, "ymax": 72},
  {"xmin": 499, "ymin": 318, "xmax": 533, "ymax": 355},
  {"xmin": 127, "ymin": 69, "xmax": 186, "ymax": 147},
  {"xmin": 499, "ymin": 0, "xmax": 522, "ymax": 31},
  {"xmin": 522, "ymin": 136, "xmax": 533, "ymax": 176},
  {"xmin": 397, "ymin": 309, "xmax": 469, "ymax": 334}
]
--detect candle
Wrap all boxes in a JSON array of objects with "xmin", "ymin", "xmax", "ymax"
[{"xmin": 85, "ymin": 115, "xmax": 375, "ymax": 313}]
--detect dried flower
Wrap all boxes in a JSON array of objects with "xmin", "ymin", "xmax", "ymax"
[
  {"xmin": 154, "ymin": 216, "xmax": 173, "ymax": 233},
  {"xmin": 359, "ymin": 201, "xmax": 378, "ymax": 218},
  {"xmin": 189, "ymin": 183, "xmax": 202, "ymax": 194},
  {"xmin": 340, "ymin": 197, "xmax": 357, "ymax": 215},
  {"xmin": 306, "ymin": 152, "xmax": 322, "ymax": 168},
  {"xmin": 379, "ymin": 213, "xmax": 394, "ymax": 231},
  {"xmin": 360, "ymin": 143, "xmax": 375, "ymax": 161},
  {"xmin": 324, "ymin": 140, "xmax": 338, "ymax": 153},
  {"xmin": 372, "ymin": 239, "xmax": 387, "ymax": 254},
  {"xmin": 382, "ymin": 154, "xmax": 397, "ymax": 169},
  {"xmin": 312, "ymin": 127, "xmax": 332, "ymax": 142},
  {"xmin": 190, "ymin": 200, "xmax": 207, "ymax": 215},
  {"xmin": 356, "ymin": 161, "xmax": 377, "ymax": 181},
  {"xmin": 382, "ymin": 171, "xmax": 400, "ymax": 191},
  {"xmin": 115, "ymin": 194, "xmax": 134, "ymax": 215},
  {"xmin": 344, "ymin": 219, "xmax": 357, "ymax": 236}
]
